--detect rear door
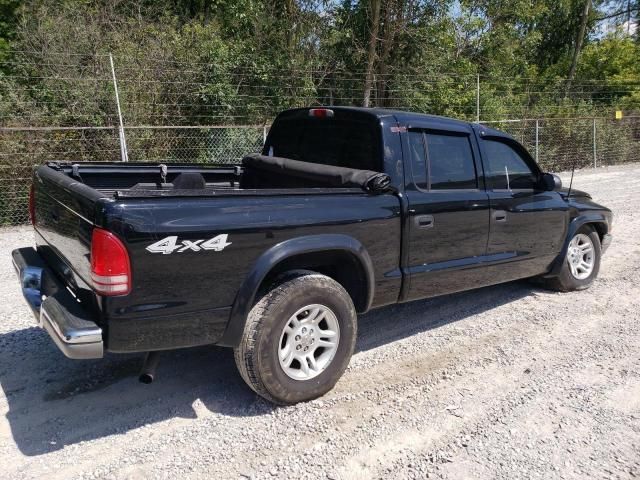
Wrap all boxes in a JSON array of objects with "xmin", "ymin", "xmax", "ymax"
[
  {"xmin": 478, "ymin": 136, "xmax": 568, "ymax": 281},
  {"xmin": 404, "ymin": 126, "xmax": 490, "ymax": 301}
]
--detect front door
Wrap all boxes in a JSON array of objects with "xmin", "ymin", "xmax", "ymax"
[
  {"xmin": 404, "ymin": 128, "xmax": 491, "ymax": 301},
  {"xmin": 478, "ymin": 136, "xmax": 569, "ymax": 282}
]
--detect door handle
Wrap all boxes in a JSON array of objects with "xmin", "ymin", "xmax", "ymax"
[
  {"xmin": 415, "ymin": 214, "xmax": 434, "ymax": 228},
  {"xmin": 493, "ymin": 210, "xmax": 507, "ymax": 222}
]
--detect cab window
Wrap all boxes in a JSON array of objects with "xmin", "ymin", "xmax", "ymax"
[
  {"xmin": 408, "ymin": 131, "xmax": 477, "ymax": 190},
  {"xmin": 426, "ymin": 133, "xmax": 477, "ymax": 190},
  {"xmin": 483, "ymin": 140, "xmax": 538, "ymax": 190},
  {"xmin": 407, "ymin": 130, "xmax": 428, "ymax": 189}
]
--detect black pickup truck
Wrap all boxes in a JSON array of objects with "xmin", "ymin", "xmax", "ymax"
[{"xmin": 12, "ymin": 107, "xmax": 612, "ymax": 404}]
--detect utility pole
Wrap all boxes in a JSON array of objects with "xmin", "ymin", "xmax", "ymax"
[
  {"xmin": 593, "ymin": 118, "xmax": 597, "ymax": 168},
  {"xmin": 476, "ymin": 74, "xmax": 480, "ymax": 123},
  {"xmin": 109, "ymin": 54, "xmax": 129, "ymax": 162},
  {"xmin": 535, "ymin": 119, "xmax": 539, "ymax": 163}
]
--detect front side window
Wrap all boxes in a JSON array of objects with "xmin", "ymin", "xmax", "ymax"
[{"xmin": 483, "ymin": 140, "xmax": 538, "ymax": 190}]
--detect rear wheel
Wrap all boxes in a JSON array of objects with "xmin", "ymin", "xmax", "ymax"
[
  {"xmin": 234, "ymin": 271, "xmax": 357, "ymax": 405},
  {"xmin": 543, "ymin": 225, "xmax": 601, "ymax": 292}
]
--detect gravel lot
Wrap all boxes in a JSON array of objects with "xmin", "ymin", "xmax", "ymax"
[{"xmin": 1, "ymin": 164, "xmax": 639, "ymax": 480}]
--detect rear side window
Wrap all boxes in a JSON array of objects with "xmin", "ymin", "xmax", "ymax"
[
  {"xmin": 483, "ymin": 140, "xmax": 538, "ymax": 190},
  {"xmin": 426, "ymin": 133, "xmax": 477, "ymax": 190},
  {"xmin": 265, "ymin": 117, "xmax": 381, "ymax": 171},
  {"xmin": 408, "ymin": 131, "xmax": 428, "ymax": 188},
  {"xmin": 409, "ymin": 131, "xmax": 477, "ymax": 190}
]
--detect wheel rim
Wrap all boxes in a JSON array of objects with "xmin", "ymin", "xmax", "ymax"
[
  {"xmin": 278, "ymin": 304, "xmax": 340, "ymax": 381},
  {"xmin": 566, "ymin": 233, "xmax": 595, "ymax": 280}
]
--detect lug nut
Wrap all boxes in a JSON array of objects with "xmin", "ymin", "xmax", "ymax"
[
  {"xmin": 295, "ymin": 335, "xmax": 301, "ymax": 341},
  {"xmin": 310, "ymin": 338, "xmax": 315, "ymax": 344},
  {"xmin": 302, "ymin": 327, "xmax": 307, "ymax": 334},
  {"xmin": 310, "ymin": 328, "xmax": 314, "ymax": 333},
  {"xmin": 296, "ymin": 345, "xmax": 301, "ymax": 350},
  {"xmin": 304, "ymin": 346, "xmax": 309, "ymax": 352}
]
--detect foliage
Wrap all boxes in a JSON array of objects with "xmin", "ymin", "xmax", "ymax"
[{"xmin": 0, "ymin": 0, "xmax": 638, "ymax": 126}]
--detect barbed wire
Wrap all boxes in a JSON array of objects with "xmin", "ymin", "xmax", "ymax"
[{"xmin": 4, "ymin": 54, "xmax": 640, "ymax": 82}]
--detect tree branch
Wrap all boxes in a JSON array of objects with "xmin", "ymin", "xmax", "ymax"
[{"xmin": 596, "ymin": 6, "xmax": 639, "ymax": 21}]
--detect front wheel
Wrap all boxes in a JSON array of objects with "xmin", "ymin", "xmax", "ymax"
[
  {"xmin": 234, "ymin": 271, "xmax": 357, "ymax": 405},
  {"xmin": 544, "ymin": 225, "xmax": 601, "ymax": 292}
]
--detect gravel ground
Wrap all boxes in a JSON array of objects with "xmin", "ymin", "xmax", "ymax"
[{"xmin": 1, "ymin": 164, "xmax": 639, "ymax": 480}]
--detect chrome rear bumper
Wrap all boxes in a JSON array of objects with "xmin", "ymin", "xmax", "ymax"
[{"xmin": 12, "ymin": 247, "xmax": 104, "ymax": 359}]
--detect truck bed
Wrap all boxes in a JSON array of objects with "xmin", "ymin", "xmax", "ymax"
[{"xmin": 47, "ymin": 155, "xmax": 390, "ymax": 200}]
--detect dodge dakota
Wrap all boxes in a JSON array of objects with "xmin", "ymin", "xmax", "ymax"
[{"xmin": 12, "ymin": 107, "xmax": 613, "ymax": 404}]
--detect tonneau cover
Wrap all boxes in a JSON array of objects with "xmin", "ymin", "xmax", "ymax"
[{"xmin": 242, "ymin": 154, "xmax": 391, "ymax": 193}]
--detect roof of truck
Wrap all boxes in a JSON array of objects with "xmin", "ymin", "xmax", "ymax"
[
  {"xmin": 278, "ymin": 106, "xmax": 510, "ymax": 138},
  {"xmin": 329, "ymin": 106, "xmax": 470, "ymax": 125}
]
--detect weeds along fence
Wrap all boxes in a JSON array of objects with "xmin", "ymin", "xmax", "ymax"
[{"xmin": 2, "ymin": 116, "xmax": 639, "ymax": 225}]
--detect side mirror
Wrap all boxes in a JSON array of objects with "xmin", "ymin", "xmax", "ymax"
[{"xmin": 540, "ymin": 173, "xmax": 562, "ymax": 191}]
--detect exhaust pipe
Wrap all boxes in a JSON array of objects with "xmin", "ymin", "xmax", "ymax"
[{"xmin": 139, "ymin": 351, "xmax": 160, "ymax": 384}]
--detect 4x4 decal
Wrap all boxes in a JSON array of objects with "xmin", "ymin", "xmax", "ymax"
[{"xmin": 146, "ymin": 234, "xmax": 231, "ymax": 254}]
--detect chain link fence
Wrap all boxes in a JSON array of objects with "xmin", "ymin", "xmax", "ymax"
[
  {"xmin": 1, "ymin": 116, "xmax": 639, "ymax": 225},
  {"xmin": 482, "ymin": 117, "xmax": 640, "ymax": 171},
  {"xmin": 0, "ymin": 125, "xmax": 266, "ymax": 225}
]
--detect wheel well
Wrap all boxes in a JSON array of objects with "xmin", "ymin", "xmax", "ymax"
[
  {"xmin": 259, "ymin": 251, "xmax": 370, "ymax": 312},
  {"xmin": 586, "ymin": 221, "xmax": 608, "ymax": 242}
]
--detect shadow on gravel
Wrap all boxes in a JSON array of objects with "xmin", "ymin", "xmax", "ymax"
[
  {"xmin": 1, "ymin": 279, "xmax": 537, "ymax": 456},
  {"xmin": 355, "ymin": 279, "xmax": 535, "ymax": 353}
]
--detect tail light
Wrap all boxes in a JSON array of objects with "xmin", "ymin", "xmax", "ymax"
[
  {"xmin": 28, "ymin": 184, "xmax": 36, "ymax": 226},
  {"xmin": 90, "ymin": 228, "xmax": 131, "ymax": 295}
]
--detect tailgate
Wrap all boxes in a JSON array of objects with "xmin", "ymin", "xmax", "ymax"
[{"xmin": 32, "ymin": 165, "xmax": 108, "ymax": 292}]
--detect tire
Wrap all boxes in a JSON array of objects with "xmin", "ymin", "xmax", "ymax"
[
  {"xmin": 543, "ymin": 225, "xmax": 601, "ymax": 292},
  {"xmin": 234, "ymin": 270, "xmax": 357, "ymax": 405}
]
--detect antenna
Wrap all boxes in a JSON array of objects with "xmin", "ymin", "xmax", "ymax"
[{"xmin": 505, "ymin": 165, "xmax": 511, "ymax": 191}]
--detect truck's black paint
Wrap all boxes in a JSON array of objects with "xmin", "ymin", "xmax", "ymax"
[{"xmin": 21, "ymin": 107, "xmax": 612, "ymax": 355}]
